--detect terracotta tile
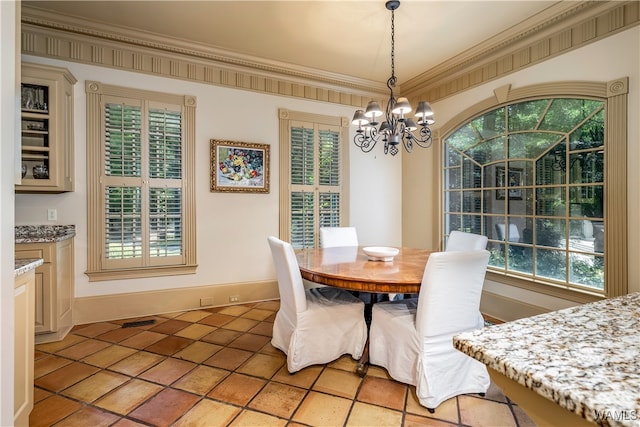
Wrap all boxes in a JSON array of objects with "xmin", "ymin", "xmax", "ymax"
[
  {"xmin": 236, "ymin": 353, "xmax": 285, "ymax": 379},
  {"xmin": 173, "ymin": 341, "xmax": 223, "ymax": 363},
  {"xmin": 128, "ymin": 387, "xmax": 199, "ymax": 427},
  {"xmin": 328, "ymin": 354, "xmax": 359, "ymax": 372},
  {"xmin": 138, "ymin": 357, "xmax": 196, "ymax": 385},
  {"xmin": 34, "ymin": 354, "xmax": 72, "ymax": 379},
  {"xmin": 248, "ymin": 321, "xmax": 274, "ymax": 337},
  {"xmin": 149, "ymin": 318, "xmax": 191, "ymax": 334},
  {"xmin": 483, "ymin": 380, "xmax": 509, "ymax": 403},
  {"xmin": 242, "ymin": 308, "xmax": 274, "ymax": 321},
  {"xmin": 174, "ymin": 323, "xmax": 216, "ymax": 340},
  {"xmin": 366, "ymin": 364, "xmax": 394, "ymax": 379},
  {"xmin": 201, "ymin": 328, "xmax": 242, "ymax": 345},
  {"xmin": 458, "ymin": 395, "xmax": 516, "ymax": 426},
  {"xmin": 34, "ymin": 349, "xmax": 48, "ymax": 361},
  {"xmin": 145, "ymin": 335, "xmax": 194, "ymax": 356},
  {"xmin": 72, "ymin": 322, "xmax": 121, "ymax": 338},
  {"xmin": 203, "ymin": 347, "xmax": 253, "ymax": 370},
  {"xmin": 35, "ymin": 361, "xmax": 100, "ymax": 392},
  {"xmin": 94, "ymin": 378, "xmax": 163, "ymax": 415},
  {"xmin": 96, "ymin": 326, "xmax": 146, "ymax": 343},
  {"xmin": 223, "ymin": 317, "xmax": 259, "ymax": 332},
  {"xmin": 82, "ymin": 344, "xmax": 138, "ymax": 368},
  {"xmin": 29, "ymin": 394, "xmax": 83, "ymax": 427},
  {"xmin": 107, "ymin": 351, "xmax": 165, "ymax": 376},
  {"xmin": 175, "ymin": 309, "xmax": 212, "ymax": 322},
  {"xmin": 53, "ymin": 405, "xmax": 121, "ymax": 427},
  {"xmin": 172, "ymin": 365, "xmax": 229, "ymax": 395},
  {"xmin": 33, "ymin": 386, "xmax": 53, "ymax": 403},
  {"xmin": 35, "ymin": 333, "xmax": 86, "ymax": 354},
  {"xmin": 157, "ymin": 311, "xmax": 185, "ymax": 319},
  {"xmin": 259, "ymin": 341, "xmax": 282, "ymax": 356},
  {"xmin": 405, "ymin": 388, "xmax": 459, "ymax": 422},
  {"xmin": 313, "ymin": 367, "xmax": 362, "ymax": 399},
  {"xmin": 207, "ymin": 373, "xmax": 267, "ymax": 406},
  {"xmin": 272, "ymin": 365, "xmax": 322, "ymax": 389},
  {"xmin": 217, "ymin": 305, "xmax": 252, "ymax": 317},
  {"xmin": 346, "ymin": 401, "xmax": 403, "ymax": 426},
  {"xmin": 228, "ymin": 332, "xmax": 271, "ymax": 352},
  {"xmin": 56, "ymin": 338, "xmax": 112, "ymax": 360},
  {"xmin": 229, "ymin": 409, "xmax": 287, "ymax": 427},
  {"xmin": 357, "ymin": 375, "xmax": 407, "ymax": 411},
  {"xmin": 115, "ymin": 316, "xmax": 165, "ymax": 330},
  {"xmin": 119, "ymin": 330, "xmax": 167, "ymax": 349},
  {"xmin": 248, "ymin": 382, "xmax": 306, "ymax": 419},
  {"xmin": 111, "ymin": 418, "xmax": 148, "ymax": 427},
  {"xmin": 198, "ymin": 313, "xmax": 235, "ymax": 327},
  {"xmin": 511, "ymin": 403, "xmax": 537, "ymax": 427},
  {"xmin": 403, "ymin": 413, "xmax": 458, "ymax": 426},
  {"xmin": 62, "ymin": 370, "xmax": 129, "ymax": 402},
  {"xmin": 173, "ymin": 398, "xmax": 241, "ymax": 427},
  {"xmin": 293, "ymin": 391, "xmax": 352, "ymax": 426},
  {"xmin": 253, "ymin": 300, "xmax": 279, "ymax": 311}
]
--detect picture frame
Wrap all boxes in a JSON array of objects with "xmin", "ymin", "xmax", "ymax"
[
  {"xmin": 496, "ymin": 166, "xmax": 523, "ymax": 200},
  {"xmin": 210, "ymin": 139, "xmax": 270, "ymax": 193}
]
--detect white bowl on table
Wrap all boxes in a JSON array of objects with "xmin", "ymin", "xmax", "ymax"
[{"xmin": 363, "ymin": 246, "xmax": 399, "ymax": 262}]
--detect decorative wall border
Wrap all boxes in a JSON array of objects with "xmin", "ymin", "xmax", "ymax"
[{"xmin": 21, "ymin": 2, "xmax": 639, "ymax": 108}]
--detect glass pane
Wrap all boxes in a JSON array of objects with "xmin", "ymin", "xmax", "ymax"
[
  {"xmin": 444, "ymin": 191, "xmax": 461, "ymax": 213},
  {"xmin": 592, "ymin": 221, "xmax": 605, "ymax": 253},
  {"xmin": 445, "ymin": 213, "xmax": 461, "ymax": 234},
  {"xmin": 462, "ymin": 191, "xmax": 481, "ymax": 213},
  {"xmin": 535, "ymin": 248, "xmax": 566, "ymax": 282},
  {"xmin": 508, "ymin": 160, "xmax": 533, "ymax": 186},
  {"xmin": 105, "ymin": 103, "xmax": 142, "ymax": 177},
  {"xmin": 461, "ymin": 215, "xmax": 481, "ymax": 234},
  {"xmin": 105, "ymin": 186, "xmax": 142, "ymax": 259},
  {"xmin": 568, "ymin": 219, "xmax": 596, "ymax": 253},
  {"xmin": 568, "ymin": 151, "xmax": 603, "ymax": 184},
  {"xmin": 508, "ymin": 246, "xmax": 532, "ymax": 275},
  {"xmin": 318, "ymin": 129, "xmax": 340, "ymax": 186},
  {"xmin": 569, "ymin": 253, "xmax": 604, "ymax": 290},
  {"xmin": 290, "ymin": 127, "xmax": 314, "ymax": 185},
  {"xmin": 445, "ymin": 167, "xmax": 461, "ymax": 189},
  {"xmin": 569, "ymin": 185, "xmax": 603, "ymax": 219},
  {"xmin": 508, "ymin": 133, "xmax": 563, "ymax": 159},
  {"xmin": 508, "ymin": 99, "xmax": 550, "ymax": 132},
  {"xmin": 487, "ymin": 241, "xmax": 506, "ymax": 269},
  {"xmin": 444, "ymin": 144, "xmax": 461, "ymax": 167},
  {"xmin": 149, "ymin": 188, "xmax": 182, "ymax": 257},
  {"xmin": 466, "ymin": 136, "xmax": 505, "ymax": 165},
  {"xmin": 569, "ymin": 108, "xmax": 604, "ymax": 150},
  {"xmin": 461, "ymin": 158, "xmax": 481, "ymax": 189},
  {"xmin": 535, "ymin": 141, "xmax": 566, "ymax": 185},
  {"xmin": 318, "ymin": 192, "xmax": 340, "ymax": 228},
  {"xmin": 535, "ymin": 218, "xmax": 565, "ymax": 248},
  {"xmin": 507, "ymin": 188, "xmax": 533, "ymax": 216},
  {"xmin": 540, "ymin": 99, "xmax": 604, "ymax": 133},
  {"xmin": 536, "ymin": 187, "xmax": 565, "ymax": 216},
  {"xmin": 483, "ymin": 190, "xmax": 504, "ymax": 214}
]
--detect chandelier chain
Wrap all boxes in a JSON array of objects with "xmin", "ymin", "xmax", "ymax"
[{"xmin": 390, "ymin": 7, "xmax": 395, "ymax": 80}]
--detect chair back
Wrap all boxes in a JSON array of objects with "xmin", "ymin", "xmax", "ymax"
[
  {"xmin": 445, "ymin": 230, "xmax": 488, "ymax": 251},
  {"xmin": 267, "ymin": 236, "xmax": 308, "ymax": 316},
  {"xmin": 320, "ymin": 226, "xmax": 359, "ymax": 248},
  {"xmin": 415, "ymin": 250, "xmax": 490, "ymax": 337}
]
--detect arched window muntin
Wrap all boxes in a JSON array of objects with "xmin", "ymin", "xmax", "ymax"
[{"xmin": 443, "ymin": 93, "xmax": 610, "ymax": 296}]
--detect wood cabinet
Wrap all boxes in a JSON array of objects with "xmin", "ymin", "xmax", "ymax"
[
  {"xmin": 15, "ymin": 239, "xmax": 74, "ymax": 344},
  {"xmin": 17, "ymin": 63, "xmax": 76, "ymax": 193},
  {"xmin": 14, "ymin": 269, "xmax": 35, "ymax": 426}
]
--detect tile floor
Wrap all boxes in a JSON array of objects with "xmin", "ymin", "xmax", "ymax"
[{"xmin": 30, "ymin": 301, "xmax": 536, "ymax": 427}]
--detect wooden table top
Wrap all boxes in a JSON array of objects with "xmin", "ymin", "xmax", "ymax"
[{"xmin": 296, "ymin": 246, "xmax": 431, "ymax": 293}]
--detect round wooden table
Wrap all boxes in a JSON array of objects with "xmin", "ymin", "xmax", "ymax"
[
  {"xmin": 296, "ymin": 246, "xmax": 431, "ymax": 376},
  {"xmin": 296, "ymin": 246, "xmax": 431, "ymax": 294}
]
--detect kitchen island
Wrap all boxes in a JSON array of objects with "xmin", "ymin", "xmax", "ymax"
[{"xmin": 454, "ymin": 292, "xmax": 640, "ymax": 427}]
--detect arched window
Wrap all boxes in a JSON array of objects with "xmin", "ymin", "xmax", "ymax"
[{"xmin": 442, "ymin": 80, "xmax": 628, "ymax": 299}]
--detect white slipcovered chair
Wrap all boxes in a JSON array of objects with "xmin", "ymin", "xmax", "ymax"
[
  {"xmin": 369, "ymin": 250, "xmax": 491, "ymax": 412},
  {"xmin": 446, "ymin": 230, "xmax": 488, "ymax": 251},
  {"xmin": 267, "ymin": 236, "xmax": 367, "ymax": 373},
  {"xmin": 319, "ymin": 226, "xmax": 359, "ymax": 248}
]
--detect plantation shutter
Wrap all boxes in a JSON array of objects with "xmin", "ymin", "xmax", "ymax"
[{"xmin": 289, "ymin": 120, "xmax": 342, "ymax": 249}]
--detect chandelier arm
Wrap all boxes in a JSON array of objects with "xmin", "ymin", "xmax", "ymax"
[{"xmin": 353, "ymin": 128, "xmax": 380, "ymax": 153}]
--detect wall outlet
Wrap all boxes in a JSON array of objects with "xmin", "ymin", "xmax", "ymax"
[
  {"xmin": 47, "ymin": 208, "xmax": 57, "ymax": 221},
  {"xmin": 200, "ymin": 297, "xmax": 213, "ymax": 307},
  {"xmin": 229, "ymin": 295, "xmax": 240, "ymax": 303}
]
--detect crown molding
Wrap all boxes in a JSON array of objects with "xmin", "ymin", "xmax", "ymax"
[{"xmin": 403, "ymin": 1, "xmax": 639, "ymax": 103}]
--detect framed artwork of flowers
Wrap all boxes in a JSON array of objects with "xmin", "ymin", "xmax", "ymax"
[{"xmin": 210, "ymin": 139, "xmax": 270, "ymax": 193}]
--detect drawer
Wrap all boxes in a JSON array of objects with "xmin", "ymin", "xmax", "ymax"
[{"xmin": 16, "ymin": 243, "xmax": 54, "ymax": 263}]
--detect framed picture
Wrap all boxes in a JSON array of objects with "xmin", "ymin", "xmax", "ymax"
[
  {"xmin": 210, "ymin": 139, "xmax": 270, "ymax": 193},
  {"xmin": 496, "ymin": 166, "xmax": 523, "ymax": 200}
]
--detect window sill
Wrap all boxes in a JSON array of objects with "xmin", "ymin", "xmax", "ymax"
[{"xmin": 85, "ymin": 264, "xmax": 197, "ymax": 282}]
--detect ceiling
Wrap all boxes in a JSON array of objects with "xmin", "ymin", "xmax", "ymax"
[{"xmin": 23, "ymin": 0, "xmax": 560, "ymax": 85}]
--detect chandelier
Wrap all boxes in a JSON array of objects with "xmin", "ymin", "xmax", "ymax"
[{"xmin": 352, "ymin": 0, "xmax": 435, "ymax": 156}]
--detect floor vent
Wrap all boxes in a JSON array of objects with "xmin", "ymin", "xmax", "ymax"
[{"xmin": 122, "ymin": 319, "xmax": 156, "ymax": 328}]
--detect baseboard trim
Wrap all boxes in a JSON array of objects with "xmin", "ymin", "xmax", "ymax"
[
  {"xmin": 480, "ymin": 290, "xmax": 550, "ymax": 323},
  {"xmin": 74, "ymin": 280, "xmax": 279, "ymax": 325}
]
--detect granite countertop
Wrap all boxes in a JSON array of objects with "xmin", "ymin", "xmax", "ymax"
[
  {"xmin": 15, "ymin": 258, "xmax": 44, "ymax": 276},
  {"xmin": 454, "ymin": 292, "xmax": 640, "ymax": 427},
  {"xmin": 15, "ymin": 225, "xmax": 75, "ymax": 243}
]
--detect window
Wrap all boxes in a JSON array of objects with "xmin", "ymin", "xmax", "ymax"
[
  {"xmin": 278, "ymin": 109, "xmax": 349, "ymax": 248},
  {"xmin": 86, "ymin": 81, "xmax": 196, "ymax": 280},
  {"xmin": 441, "ymin": 80, "xmax": 628, "ymax": 299}
]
